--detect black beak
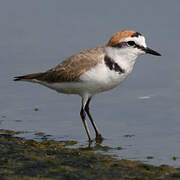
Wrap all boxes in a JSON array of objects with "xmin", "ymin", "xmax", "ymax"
[{"xmin": 145, "ymin": 47, "xmax": 161, "ymax": 56}]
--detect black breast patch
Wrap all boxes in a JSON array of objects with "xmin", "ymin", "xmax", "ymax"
[{"xmin": 104, "ymin": 56, "xmax": 125, "ymax": 74}]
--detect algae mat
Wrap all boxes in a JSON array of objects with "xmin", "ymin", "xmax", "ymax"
[{"xmin": 0, "ymin": 130, "xmax": 180, "ymax": 180}]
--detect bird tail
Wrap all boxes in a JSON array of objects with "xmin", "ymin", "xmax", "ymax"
[{"xmin": 14, "ymin": 72, "xmax": 45, "ymax": 82}]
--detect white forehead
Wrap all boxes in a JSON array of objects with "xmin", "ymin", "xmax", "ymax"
[{"xmin": 120, "ymin": 35, "xmax": 147, "ymax": 48}]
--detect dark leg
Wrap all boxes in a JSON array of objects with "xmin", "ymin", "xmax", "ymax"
[
  {"xmin": 85, "ymin": 98, "xmax": 103, "ymax": 142},
  {"xmin": 80, "ymin": 102, "xmax": 92, "ymax": 142}
]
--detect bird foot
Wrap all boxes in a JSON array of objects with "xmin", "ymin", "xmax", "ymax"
[{"xmin": 95, "ymin": 134, "xmax": 103, "ymax": 144}]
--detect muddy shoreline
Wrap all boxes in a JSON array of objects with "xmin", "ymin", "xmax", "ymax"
[{"xmin": 0, "ymin": 129, "xmax": 180, "ymax": 180}]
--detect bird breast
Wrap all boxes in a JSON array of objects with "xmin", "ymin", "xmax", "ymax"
[{"xmin": 79, "ymin": 60, "xmax": 131, "ymax": 94}]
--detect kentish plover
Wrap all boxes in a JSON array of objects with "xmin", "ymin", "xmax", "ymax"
[{"xmin": 14, "ymin": 30, "xmax": 161, "ymax": 142}]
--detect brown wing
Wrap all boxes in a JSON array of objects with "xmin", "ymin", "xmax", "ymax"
[{"xmin": 38, "ymin": 46, "xmax": 105, "ymax": 83}]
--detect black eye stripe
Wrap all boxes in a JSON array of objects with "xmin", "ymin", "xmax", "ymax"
[
  {"xmin": 112, "ymin": 41, "xmax": 136, "ymax": 48},
  {"xmin": 111, "ymin": 41, "xmax": 145, "ymax": 51},
  {"xmin": 127, "ymin": 41, "xmax": 135, "ymax": 46}
]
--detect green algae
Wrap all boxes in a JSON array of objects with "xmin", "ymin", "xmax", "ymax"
[
  {"xmin": 0, "ymin": 130, "xmax": 180, "ymax": 180},
  {"xmin": 79, "ymin": 144, "xmax": 123, "ymax": 152},
  {"xmin": 59, "ymin": 140, "xmax": 78, "ymax": 146},
  {"xmin": 0, "ymin": 129, "xmax": 21, "ymax": 136}
]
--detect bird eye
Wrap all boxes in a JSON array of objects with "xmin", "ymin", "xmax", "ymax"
[{"xmin": 127, "ymin": 41, "xmax": 135, "ymax": 46}]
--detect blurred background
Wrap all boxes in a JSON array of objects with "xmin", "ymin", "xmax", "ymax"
[{"xmin": 0, "ymin": 0, "xmax": 180, "ymax": 166}]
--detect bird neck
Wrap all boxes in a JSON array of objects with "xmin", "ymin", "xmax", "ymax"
[{"xmin": 105, "ymin": 47, "xmax": 138, "ymax": 71}]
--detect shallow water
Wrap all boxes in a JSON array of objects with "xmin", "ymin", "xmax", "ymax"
[{"xmin": 0, "ymin": 0, "xmax": 180, "ymax": 167}]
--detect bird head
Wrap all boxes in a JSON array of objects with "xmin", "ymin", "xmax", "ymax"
[{"xmin": 106, "ymin": 30, "xmax": 161, "ymax": 60}]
